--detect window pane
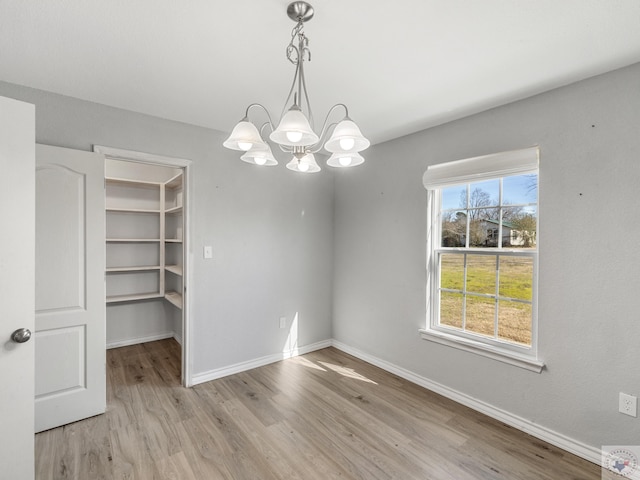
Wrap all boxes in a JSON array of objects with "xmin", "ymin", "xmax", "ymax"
[
  {"xmin": 465, "ymin": 296, "xmax": 495, "ymax": 337},
  {"xmin": 502, "ymin": 204, "xmax": 525, "ymax": 226},
  {"xmin": 468, "ymin": 219, "xmax": 485, "ymax": 247},
  {"xmin": 468, "ymin": 209, "xmax": 500, "ymax": 247},
  {"xmin": 442, "ymin": 185, "xmax": 466, "ymax": 210},
  {"xmin": 469, "ymin": 179, "xmax": 498, "ymax": 207},
  {"xmin": 468, "ymin": 202, "xmax": 497, "ymax": 223},
  {"xmin": 499, "ymin": 256, "xmax": 533, "ymax": 301},
  {"xmin": 466, "ymin": 255, "xmax": 496, "ymax": 295},
  {"xmin": 441, "ymin": 211, "xmax": 466, "ymax": 247},
  {"xmin": 504, "ymin": 174, "xmax": 537, "ymax": 204},
  {"xmin": 440, "ymin": 292, "xmax": 463, "ymax": 329},
  {"xmin": 498, "ymin": 300, "xmax": 531, "ymax": 345},
  {"xmin": 440, "ymin": 254, "xmax": 464, "ymax": 290},
  {"xmin": 507, "ymin": 206, "xmax": 537, "ymax": 248}
]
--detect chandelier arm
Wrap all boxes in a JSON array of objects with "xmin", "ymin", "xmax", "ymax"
[
  {"xmin": 297, "ymin": 56, "xmax": 303, "ymax": 113},
  {"xmin": 280, "ymin": 61, "xmax": 302, "ymax": 120},
  {"xmin": 306, "ymin": 141, "xmax": 327, "ymax": 154},
  {"xmin": 244, "ymin": 103, "xmax": 276, "ymax": 131},
  {"xmin": 298, "ymin": 52, "xmax": 314, "ymax": 129},
  {"xmin": 296, "ymin": 31, "xmax": 308, "ymax": 111},
  {"xmin": 258, "ymin": 121, "xmax": 275, "ymax": 139},
  {"xmin": 276, "ymin": 144, "xmax": 294, "ymax": 154}
]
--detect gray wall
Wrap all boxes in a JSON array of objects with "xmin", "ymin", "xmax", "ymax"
[
  {"xmin": 332, "ymin": 62, "xmax": 640, "ymax": 448},
  {"xmin": 0, "ymin": 81, "xmax": 334, "ymax": 375}
]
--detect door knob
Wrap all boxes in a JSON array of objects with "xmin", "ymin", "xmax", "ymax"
[{"xmin": 11, "ymin": 328, "xmax": 32, "ymax": 343}]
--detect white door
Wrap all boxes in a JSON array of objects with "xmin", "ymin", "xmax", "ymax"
[
  {"xmin": 35, "ymin": 144, "xmax": 106, "ymax": 432},
  {"xmin": 0, "ymin": 97, "xmax": 35, "ymax": 479}
]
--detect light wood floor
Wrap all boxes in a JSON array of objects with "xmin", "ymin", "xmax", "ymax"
[{"xmin": 35, "ymin": 339, "xmax": 604, "ymax": 479}]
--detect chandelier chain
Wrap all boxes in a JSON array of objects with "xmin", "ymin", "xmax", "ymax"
[
  {"xmin": 287, "ymin": 21, "xmax": 310, "ymax": 65},
  {"xmin": 281, "ymin": 18, "xmax": 314, "ymax": 129}
]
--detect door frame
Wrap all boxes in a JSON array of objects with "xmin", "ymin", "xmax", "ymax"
[{"xmin": 94, "ymin": 145, "xmax": 193, "ymax": 387}]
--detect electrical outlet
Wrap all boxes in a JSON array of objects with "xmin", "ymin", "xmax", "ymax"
[
  {"xmin": 619, "ymin": 393, "xmax": 638, "ymax": 417},
  {"xmin": 203, "ymin": 245, "xmax": 213, "ymax": 259},
  {"xmin": 279, "ymin": 317, "xmax": 287, "ymax": 329}
]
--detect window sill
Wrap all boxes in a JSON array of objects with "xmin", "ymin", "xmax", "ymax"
[{"xmin": 419, "ymin": 329, "xmax": 544, "ymax": 373}]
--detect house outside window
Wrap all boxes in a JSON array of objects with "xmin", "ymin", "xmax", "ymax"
[{"xmin": 420, "ymin": 147, "xmax": 543, "ymax": 372}]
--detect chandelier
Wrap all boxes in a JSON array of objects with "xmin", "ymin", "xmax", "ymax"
[{"xmin": 223, "ymin": 1, "xmax": 369, "ymax": 173}]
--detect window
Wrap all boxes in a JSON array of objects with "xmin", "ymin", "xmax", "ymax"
[{"xmin": 420, "ymin": 147, "xmax": 543, "ymax": 372}]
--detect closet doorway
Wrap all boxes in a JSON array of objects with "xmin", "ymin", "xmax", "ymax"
[{"xmin": 95, "ymin": 146, "xmax": 192, "ymax": 386}]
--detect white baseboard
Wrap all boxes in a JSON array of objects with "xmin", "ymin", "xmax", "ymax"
[
  {"xmin": 331, "ymin": 340, "xmax": 603, "ymax": 467},
  {"xmin": 191, "ymin": 340, "xmax": 332, "ymax": 386},
  {"xmin": 106, "ymin": 332, "xmax": 175, "ymax": 349}
]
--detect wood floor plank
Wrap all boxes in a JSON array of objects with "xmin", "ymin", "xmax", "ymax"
[
  {"xmin": 106, "ymin": 363, "xmax": 138, "ymax": 431},
  {"xmin": 152, "ymin": 451, "xmax": 197, "ymax": 480},
  {"xmin": 216, "ymin": 372, "xmax": 284, "ymax": 428},
  {"xmin": 109, "ymin": 422, "xmax": 151, "ymax": 480},
  {"xmin": 173, "ymin": 416, "xmax": 236, "ymax": 479},
  {"xmin": 266, "ymin": 419, "xmax": 356, "ymax": 480},
  {"xmin": 35, "ymin": 340, "xmax": 602, "ymax": 479},
  {"xmin": 34, "ymin": 427, "xmax": 63, "ymax": 479}
]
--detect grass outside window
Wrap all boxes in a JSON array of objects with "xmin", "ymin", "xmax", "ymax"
[{"xmin": 439, "ymin": 252, "xmax": 534, "ymax": 346}]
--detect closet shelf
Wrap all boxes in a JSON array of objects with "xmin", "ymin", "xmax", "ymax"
[
  {"xmin": 165, "ymin": 265, "xmax": 183, "ymax": 276},
  {"xmin": 106, "ymin": 292, "xmax": 163, "ymax": 303},
  {"xmin": 106, "ymin": 265, "xmax": 161, "ymax": 273},
  {"xmin": 106, "ymin": 238, "xmax": 161, "ymax": 243},
  {"xmin": 105, "ymin": 176, "xmax": 163, "ymax": 187},
  {"xmin": 165, "ymin": 206, "xmax": 183, "ymax": 215},
  {"xmin": 106, "ymin": 207, "xmax": 161, "ymax": 214},
  {"xmin": 165, "ymin": 173, "xmax": 183, "ymax": 189},
  {"xmin": 164, "ymin": 291, "xmax": 183, "ymax": 309},
  {"xmin": 165, "ymin": 239, "xmax": 183, "ymax": 243}
]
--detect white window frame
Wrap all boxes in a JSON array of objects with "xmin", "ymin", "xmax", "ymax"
[{"xmin": 420, "ymin": 147, "xmax": 544, "ymax": 373}]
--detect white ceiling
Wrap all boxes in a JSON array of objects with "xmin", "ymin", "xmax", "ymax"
[{"xmin": 2, "ymin": 0, "xmax": 640, "ymax": 145}]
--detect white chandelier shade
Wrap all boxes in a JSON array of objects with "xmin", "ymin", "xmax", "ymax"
[
  {"xmin": 286, "ymin": 153, "xmax": 321, "ymax": 173},
  {"xmin": 240, "ymin": 146, "xmax": 278, "ymax": 166},
  {"xmin": 222, "ymin": 1, "xmax": 369, "ymax": 174},
  {"xmin": 222, "ymin": 119, "xmax": 266, "ymax": 152},
  {"xmin": 270, "ymin": 105, "xmax": 320, "ymax": 147},
  {"xmin": 326, "ymin": 152, "xmax": 365, "ymax": 168},
  {"xmin": 324, "ymin": 119, "xmax": 370, "ymax": 153}
]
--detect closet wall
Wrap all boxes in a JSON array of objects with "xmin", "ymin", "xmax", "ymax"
[{"xmin": 105, "ymin": 158, "xmax": 184, "ymax": 347}]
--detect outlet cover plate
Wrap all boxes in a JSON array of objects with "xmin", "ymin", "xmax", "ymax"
[{"xmin": 619, "ymin": 392, "xmax": 638, "ymax": 417}]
